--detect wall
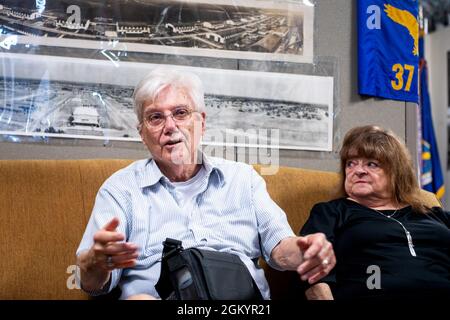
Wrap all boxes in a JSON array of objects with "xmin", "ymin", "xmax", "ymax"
[
  {"xmin": 0, "ymin": 0, "xmax": 409, "ymax": 175},
  {"xmin": 424, "ymin": 25, "xmax": 450, "ymax": 209}
]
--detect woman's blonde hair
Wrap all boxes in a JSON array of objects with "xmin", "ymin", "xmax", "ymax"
[{"xmin": 340, "ymin": 125, "xmax": 427, "ymax": 213}]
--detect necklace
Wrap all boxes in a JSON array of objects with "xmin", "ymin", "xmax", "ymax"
[
  {"xmin": 372, "ymin": 208, "xmax": 417, "ymax": 257},
  {"xmin": 376, "ymin": 208, "xmax": 397, "ymax": 218}
]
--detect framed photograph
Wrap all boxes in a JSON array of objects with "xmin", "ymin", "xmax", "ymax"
[
  {"xmin": 0, "ymin": 0, "xmax": 314, "ymax": 63},
  {"xmin": 0, "ymin": 53, "xmax": 333, "ymax": 151}
]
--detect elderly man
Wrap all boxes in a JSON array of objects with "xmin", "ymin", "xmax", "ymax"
[{"xmin": 76, "ymin": 68, "xmax": 335, "ymax": 300}]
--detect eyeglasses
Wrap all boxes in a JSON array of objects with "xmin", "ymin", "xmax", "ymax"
[{"xmin": 143, "ymin": 107, "xmax": 197, "ymax": 129}]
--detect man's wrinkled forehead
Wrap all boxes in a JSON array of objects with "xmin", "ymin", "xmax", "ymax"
[{"xmin": 144, "ymin": 86, "xmax": 193, "ymax": 111}]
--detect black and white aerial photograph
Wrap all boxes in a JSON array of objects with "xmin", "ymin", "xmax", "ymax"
[
  {"xmin": 0, "ymin": 53, "xmax": 333, "ymax": 151},
  {"xmin": 0, "ymin": 0, "xmax": 314, "ymax": 63}
]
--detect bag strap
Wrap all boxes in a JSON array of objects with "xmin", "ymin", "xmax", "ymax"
[
  {"xmin": 155, "ymin": 238, "xmax": 184, "ymax": 299},
  {"xmin": 162, "ymin": 238, "xmax": 183, "ymax": 258}
]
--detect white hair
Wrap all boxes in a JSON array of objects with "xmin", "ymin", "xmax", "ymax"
[{"xmin": 132, "ymin": 67, "xmax": 206, "ymax": 124}]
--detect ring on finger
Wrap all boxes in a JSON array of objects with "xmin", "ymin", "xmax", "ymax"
[
  {"xmin": 106, "ymin": 255, "xmax": 114, "ymax": 268},
  {"xmin": 322, "ymin": 258, "xmax": 330, "ymax": 266}
]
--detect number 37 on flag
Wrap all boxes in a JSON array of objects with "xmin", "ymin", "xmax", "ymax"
[{"xmin": 391, "ymin": 63, "xmax": 415, "ymax": 92}]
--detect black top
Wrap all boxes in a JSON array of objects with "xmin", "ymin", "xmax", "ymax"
[{"xmin": 300, "ymin": 198, "xmax": 450, "ymax": 300}]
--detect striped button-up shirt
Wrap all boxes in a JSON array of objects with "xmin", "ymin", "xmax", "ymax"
[{"xmin": 76, "ymin": 155, "xmax": 294, "ymax": 299}]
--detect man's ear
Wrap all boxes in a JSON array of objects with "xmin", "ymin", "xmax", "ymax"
[
  {"xmin": 138, "ymin": 124, "xmax": 146, "ymax": 146},
  {"xmin": 200, "ymin": 112, "xmax": 206, "ymax": 135}
]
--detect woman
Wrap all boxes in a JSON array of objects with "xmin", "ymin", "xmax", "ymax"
[{"xmin": 300, "ymin": 125, "xmax": 450, "ymax": 300}]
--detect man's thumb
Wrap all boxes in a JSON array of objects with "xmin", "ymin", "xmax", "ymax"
[
  {"xmin": 103, "ymin": 217, "xmax": 119, "ymax": 231},
  {"xmin": 296, "ymin": 237, "xmax": 310, "ymax": 252}
]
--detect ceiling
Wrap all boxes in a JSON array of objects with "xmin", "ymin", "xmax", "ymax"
[{"xmin": 422, "ymin": 0, "xmax": 450, "ymax": 32}]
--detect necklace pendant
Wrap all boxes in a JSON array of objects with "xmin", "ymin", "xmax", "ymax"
[
  {"xmin": 406, "ymin": 232, "xmax": 417, "ymax": 257},
  {"xmin": 373, "ymin": 208, "xmax": 417, "ymax": 257},
  {"xmin": 408, "ymin": 244, "xmax": 417, "ymax": 257}
]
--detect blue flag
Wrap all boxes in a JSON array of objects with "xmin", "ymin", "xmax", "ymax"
[
  {"xmin": 419, "ymin": 37, "xmax": 445, "ymax": 200},
  {"xmin": 358, "ymin": 0, "xmax": 419, "ymax": 102}
]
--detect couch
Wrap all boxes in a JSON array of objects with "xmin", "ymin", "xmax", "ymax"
[{"xmin": 0, "ymin": 159, "xmax": 440, "ymax": 300}]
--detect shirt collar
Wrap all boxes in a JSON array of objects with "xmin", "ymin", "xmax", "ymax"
[
  {"xmin": 138, "ymin": 152, "xmax": 225, "ymax": 189},
  {"xmin": 138, "ymin": 159, "xmax": 165, "ymax": 188},
  {"xmin": 201, "ymin": 153, "xmax": 225, "ymax": 188}
]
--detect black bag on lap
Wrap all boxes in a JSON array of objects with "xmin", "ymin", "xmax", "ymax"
[{"xmin": 155, "ymin": 238, "xmax": 263, "ymax": 300}]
